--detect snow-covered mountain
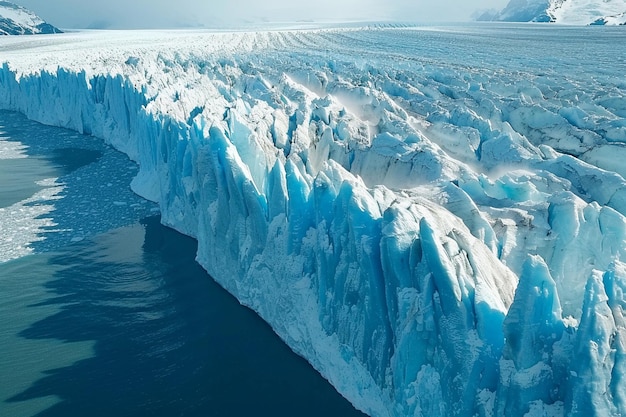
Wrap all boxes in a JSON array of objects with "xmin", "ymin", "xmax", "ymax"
[
  {"xmin": 0, "ymin": 1, "xmax": 62, "ymax": 35},
  {"xmin": 478, "ymin": 0, "xmax": 626, "ymax": 25},
  {"xmin": 0, "ymin": 25, "xmax": 625, "ymax": 417}
]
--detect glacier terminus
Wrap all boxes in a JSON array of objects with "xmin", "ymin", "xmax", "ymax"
[{"xmin": 0, "ymin": 24, "xmax": 625, "ymax": 417}]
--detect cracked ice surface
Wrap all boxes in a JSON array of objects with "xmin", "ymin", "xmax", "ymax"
[
  {"xmin": 0, "ymin": 178, "xmax": 63, "ymax": 261},
  {"xmin": 0, "ymin": 24, "xmax": 625, "ymax": 417},
  {"xmin": 0, "ymin": 111, "xmax": 158, "ymax": 261}
]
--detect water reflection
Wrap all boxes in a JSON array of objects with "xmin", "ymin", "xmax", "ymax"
[
  {"xmin": 7, "ymin": 217, "xmax": 366, "ymax": 417},
  {"xmin": 0, "ymin": 109, "xmax": 366, "ymax": 416}
]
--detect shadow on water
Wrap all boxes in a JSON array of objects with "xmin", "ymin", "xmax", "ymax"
[
  {"xmin": 48, "ymin": 147, "xmax": 103, "ymax": 176},
  {"xmin": 1, "ymin": 109, "xmax": 366, "ymax": 416},
  {"xmin": 0, "ymin": 110, "xmax": 156, "ymax": 255},
  {"xmin": 7, "ymin": 216, "xmax": 367, "ymax": 417}
]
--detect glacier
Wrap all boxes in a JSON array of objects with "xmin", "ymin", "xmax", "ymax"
[{"xmin": 1, "ymin": 25, "xmax": 625, "ymax": 417}]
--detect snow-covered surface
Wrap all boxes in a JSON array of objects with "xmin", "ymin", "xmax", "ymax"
[
  {"xmin": 0, "ymin": 25, "xmax": 625, "ymax": 417},
  {"xmin": 0, "ymin": 1, "xmax": 43, "ymax": 27},
  {"xmin": 0, "ymin": 1, "xmax": 61, "ymax": 35},
  {"xmin": 480, "ymin": 0, "xmax": 626, "ymax": 24},
  {"xmin": 548, "ymin": 0, "xmax": 626, "ymax": 24}
]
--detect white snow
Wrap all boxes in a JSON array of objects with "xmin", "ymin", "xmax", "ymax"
[
  {"xmin": 0, "ymin": 24, "xmax": 624, "ymax": 417},
  {"xmin": 0, "ymin": 1, "xmax": 59, "ymax": 36},
  {"xmin": 483, "ymin": 0, "xmax": 626, "ymax": 24},
  {"xmin": 0, "ymin": 2, "xmax": 44, "ymax": 28},
  {"xmin": 548, "ymin": 0, "xmax": 626, "ymax": 24}
]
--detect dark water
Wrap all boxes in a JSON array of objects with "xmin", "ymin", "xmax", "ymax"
[{"xmin": 0, "ymin": 111, "xmax": 367, "ymax": 417}]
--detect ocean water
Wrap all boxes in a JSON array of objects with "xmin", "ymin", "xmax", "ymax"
[{"xmin": 0, "ymin": 111, "xmax": 366, "ymax": 417}]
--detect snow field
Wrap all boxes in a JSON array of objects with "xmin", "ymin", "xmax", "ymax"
[
  {"xmin": 0, "ymin": 26, "xmax": 625, "ymax": 416},
  {"xmin": 547, "ymin": 0, "xmax": 626, "ymax": 25},
  {"xmin": 0, "ymin": 1, "xmax": 60, "ymax": 35},
  {"xmin": 483, "ymin": 0, "xmax": 626, "ymax": 24}
]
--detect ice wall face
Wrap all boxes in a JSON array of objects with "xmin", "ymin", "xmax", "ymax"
[{"xmin": 1, "ymin": 27, "xmax": 625, "ymax": 417}]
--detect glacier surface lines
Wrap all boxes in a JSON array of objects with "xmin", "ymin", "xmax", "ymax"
[{"xmin": 1, "ymin": 25, "xmax": 625, "ymax": 417}]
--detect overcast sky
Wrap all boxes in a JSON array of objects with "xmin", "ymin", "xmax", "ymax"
[{"xmin": 13, "ymin": 0, "xmax": 509, "ymax": 29}]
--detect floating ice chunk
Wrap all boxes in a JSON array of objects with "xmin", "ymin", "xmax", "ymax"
[
  {"xmin": 0, "ymin": 179, "xmax": 63, "ymax": 262},
  {"xmin": 0, "ymin": 137, "xmax": 27, "ymax": 159}
]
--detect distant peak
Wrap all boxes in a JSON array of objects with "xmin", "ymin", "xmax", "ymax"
[
  {"xmin": 477, "ymin": 0, "xmax": 626, "ymax": 25},
  {"xmin": 0, "ymin": 1, "xmax": 62, "ymax": 35}
]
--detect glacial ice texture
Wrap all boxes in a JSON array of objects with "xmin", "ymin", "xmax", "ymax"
[{"xmin": 1, "ymin": 24, "xmax": 625, "ymax": 417}]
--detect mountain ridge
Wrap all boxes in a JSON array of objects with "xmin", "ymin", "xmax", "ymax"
[
  {"xmin": 478, "ymin": 0, "xmax": 626, "ymax": 25},
  {"xmin": 0, "ymin": 1, "xmax": 62, "ymax": 35}
]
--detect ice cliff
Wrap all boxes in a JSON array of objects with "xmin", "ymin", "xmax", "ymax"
[
  {"xmin": 477, "ymin": 0, "xmax": 626, "ymax": 25},
  {"xmin": 0, "ymin": 27, "xmax": 625, "ymax": 416},
  {"xmin": 0, "ymin": 1, "xmax": 62, "ymax": 35}
]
